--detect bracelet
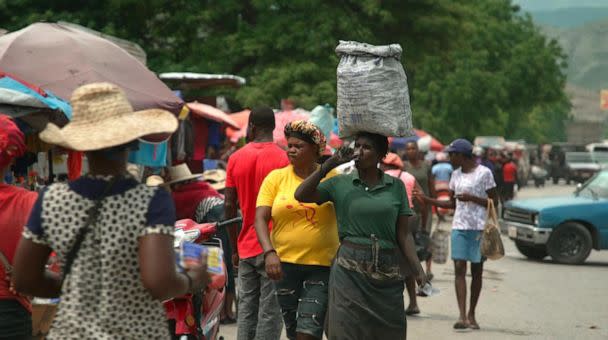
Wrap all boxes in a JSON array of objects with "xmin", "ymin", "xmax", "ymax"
[
  {"xmin": 181, "ymin": 272, "xmax": 193, "ymax": 292},
  {"xmin": 263, "ymin": 249, "xmax": 277, "ymax": 258}
]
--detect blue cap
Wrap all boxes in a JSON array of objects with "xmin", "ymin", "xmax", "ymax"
[{"xmin": 445, "ymin": 138, "xmax": 473, "ymax": 155}]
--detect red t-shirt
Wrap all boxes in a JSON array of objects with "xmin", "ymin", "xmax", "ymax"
[
  {"xmin": 226, "ymin": 142, "xmax": 289, "ymax": 259},
  {"xmin": 0, "ymin": 184, "xmax": 37, "ymax": 311},
  {"xmin": 503, "ymin": 162, "xmax": 518, "ymax": 183}
]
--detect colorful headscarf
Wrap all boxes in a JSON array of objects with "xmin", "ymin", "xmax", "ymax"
[
  {"xmin": 0, "ymin": 115, "xmax": 26, "ymax": 169},
  {"xmin": 284, "ymin": 120, "xmax": 327, "ymax": 156}
]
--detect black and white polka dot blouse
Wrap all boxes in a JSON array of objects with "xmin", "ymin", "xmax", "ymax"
[{"xmin": 23, "ymin": 175, "xmax": 175, "ymax": 339}]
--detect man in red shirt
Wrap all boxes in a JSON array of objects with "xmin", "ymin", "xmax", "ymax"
[
  {"xmin": 0, "ymin": 115, "xmax": 38, "ymax": 338},
  {"xmin": 225, "ymin": 106, "xmax": 288, "ymax": 340},
  {"xmin": 502, "ymin": 154, "xmax": 518, "ymax": 202}
]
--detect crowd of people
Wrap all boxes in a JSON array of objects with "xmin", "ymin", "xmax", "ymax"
[{"xmin": 0, "ymin": 82, "xmax": 505, "ymax": 339}]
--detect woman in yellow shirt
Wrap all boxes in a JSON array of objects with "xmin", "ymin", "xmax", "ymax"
[{"xmin": 255, "ymin": 120, "xmax": 338, "ymax": 340}]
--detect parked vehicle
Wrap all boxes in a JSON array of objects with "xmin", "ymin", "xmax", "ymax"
[
  {"xmin": 503, "ymin": 171, "xmax": 608, "ymax": 264},
  {"xmin": 474, "ymin": 136, "xmax": 506, "ymax": 152},
  {"xmin": 166, "ymin": 217, "xmax": 240, "ymax": 340},
  {"xmin": 585, "ymin": 143, "xmax": 608, "ymax": 153},
  {"xmin": 565, "ymin": 152, "xmax": 601, "ymax": 184},
  {"xmin": 434, "ymin": 180, "xmax": 454, "ymax": 217},
  {"xmin": 548, "ymin": 143, "xmax": 585, "ymax": 184}
]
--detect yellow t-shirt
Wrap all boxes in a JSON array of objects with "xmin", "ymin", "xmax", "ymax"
[{"xmin": 256, "ymin": 165, "xmax": 338, "ymax": 266}]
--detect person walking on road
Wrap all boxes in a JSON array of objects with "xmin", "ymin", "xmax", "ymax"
[
  {"xmin": 0, "ymin": 115, "xmax": 38, "ymax": 338},
  {"xmin": 380, "ymin": 152, "xmax": 428, "ymax": 316},
  {"xmin": 255, "ymin": 121, "xmax": 338, "ymax": 340},
  {"xmin": 502, "ymin": 154, "xmax": 518, "ymax": 202},
  {"xmin": 12, "ymin": 83, "xmax": 210, "ymax": 339},
  {"xmin": 417, "ymin": 138, "xmax": 497, "ymax": 330},
  {"xmin": 224, "ymin": 106, "xmax": 289, "ymax": 340},
  {"xmin": 296, "ymin": 132, "xmax": 426, "ymax": 340}
]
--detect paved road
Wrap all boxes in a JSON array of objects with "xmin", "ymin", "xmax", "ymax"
[{"xmin": 219, "ymin": 182, "xmax": 608, "ymax": 339}]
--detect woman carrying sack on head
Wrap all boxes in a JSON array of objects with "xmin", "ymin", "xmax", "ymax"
[
  {"xmin": 0, "ymin": 115, "xmax": 38, "ymax": 339},
  {"xmin": 11, "ymin": 83, "xmax": 210, "ymax": 339},
  {"xmin": 296, "ymin": 132, "xmax": 426, "ymax": 340},
  {"xmin": 417, "ymin": 138, "xmax": 497, "ymax": 330},
  {"xmin": 255, "ymin": 121, "xmax": 339, "ymax": 340}
]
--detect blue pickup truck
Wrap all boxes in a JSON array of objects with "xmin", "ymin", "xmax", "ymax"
[{"xmin": 503, "ymin": 170, "xmax": 608, "ymax": 264}]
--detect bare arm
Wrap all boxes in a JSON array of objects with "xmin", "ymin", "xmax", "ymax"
[
  {"xmin": 295, "ymin": 150, "xmax": 353, "ymax": 203},
  {"xmin": 456, "ymin": 187, "xmax": 498, "ymax": 207},
  {"xmin": 294, "ymin": 166, "xmax": 330, "ymax": 204},
  {"xmin": 254, "ymin": 206, "xmax": 274, "ymax": 254},
  {"xmin": 414, "ymin": 181, "xmax": 429, "ymax": 232},
  {"xmin": 420, "ymin": 189, "xmax": 456, "ymax": 209},
  {"xmin": 224, "ymin": 187, "xmax": 239, "ymax": 257},
  {"xmin": 428, "ymin": 167, "xmax": 436, "ymax": 198},
  {"xmin": 139, "ymin": 234, "xmax": 209, "ymax": 300},
  {"xmin": 254, "ymin": 206, "xmax": 283, "ymax": 281},
  {"xmin": 12, "ymin": 238, "xmax": 62, "ymax": 298},
  {"xmin": 396, "ymin": 215, "xmax": 426, "ymax": 285}
]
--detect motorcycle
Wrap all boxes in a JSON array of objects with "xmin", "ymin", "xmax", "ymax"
[
  {"xmin": 165, "ymin": 217, "xmax": 241, "ymax": 340},
  {"xmin": 434, "ymin": 180, "xmax": 454, "ymax": 218}
]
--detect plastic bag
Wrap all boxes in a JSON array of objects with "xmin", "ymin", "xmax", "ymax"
[
  {"xmin": 480, "ymin": 200, "xmax": 505, "ymax": 260},
  {"xmin": 309, "ymin": 105, "xmax": 335, "ymax": 140},
  {"xmin": 336, "ymin": 40, "xmax": 413, "ymax": 138}
]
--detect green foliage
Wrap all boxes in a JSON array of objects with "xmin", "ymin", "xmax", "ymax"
[{"xmin": 0, "ymin": 0, "xmax": 569, "ymax": 143}]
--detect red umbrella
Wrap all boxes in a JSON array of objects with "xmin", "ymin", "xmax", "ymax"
[
  {"xmin": 225, "ymin": 110, "xmax": 250, "ymax": 143},
  {"xmin": 0, "ymin": 23, "xmax": 182, "ymax": 114},
  {"xmin": 187, "ymin": 102, "xmax": 240, "ymax": 129},
  {"xmin": 273, "ymin": 110, "xmax": 309, "ymax": 147}
]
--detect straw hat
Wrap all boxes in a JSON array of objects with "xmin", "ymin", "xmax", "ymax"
[
  {"xmin": 39, "ymin": 82, "xmax": 178, "ymax": 151},
  {"xmin": 165, "ymin": 163, "xmax": 202, "ymax": 186},
  {"xmin": 145, "ymin": 175, "xmax": 165, "ymax": 187},
  {"xmin": 203, "ymin": 169, "xmax": 227, "ymax": 190}
]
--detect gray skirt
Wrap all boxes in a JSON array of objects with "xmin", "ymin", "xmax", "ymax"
[{"xmin": 327, "ymin": 242, "xmax": 406, "ymax": 340}]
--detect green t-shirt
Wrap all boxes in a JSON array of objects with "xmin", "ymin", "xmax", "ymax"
[{"xmin": 317, "ymin": 170, "xmax": 413, "ymax": 249}]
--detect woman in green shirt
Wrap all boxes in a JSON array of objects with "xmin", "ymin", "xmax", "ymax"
[{"xmin": 295, "ymin": 132, "xmax": 426, "ymax": 340}]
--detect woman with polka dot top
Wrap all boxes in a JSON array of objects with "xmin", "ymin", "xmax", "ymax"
[{"xmin": 11, "ymin": 83, "xmax": 210, "ymax": 339}]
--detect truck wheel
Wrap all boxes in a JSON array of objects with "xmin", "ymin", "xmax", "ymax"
[
  {"xmin": 547, "ymin": 222, "xmax": 592, "ymax": 264},
  {"xmin": 515, "ymin": 241, "xmax": 547, "ymax": 260}
]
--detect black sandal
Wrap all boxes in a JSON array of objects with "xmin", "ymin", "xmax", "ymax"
[
  {"xmin": 405, "ymin": 307, "xmax": 420, "ymax": 316},
  {"xmin": 220, "ymin": 316, "xmax": 237, "ymax": 324},
  {"xmin": 453, "ymin": 321, "xmax": 468, "ymax": 329}
]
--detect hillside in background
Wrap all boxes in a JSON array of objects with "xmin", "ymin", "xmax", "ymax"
[
  {"xmin": 514, "ymin": 0, "xmax": 608, "ymax": 12},
  {"xmin": 541, "ymin": 19, "xmax": 608, "ymax": 91},
  {"xmin": 531, "ymin": 7, "xmax": 608, "ymax": 28}
]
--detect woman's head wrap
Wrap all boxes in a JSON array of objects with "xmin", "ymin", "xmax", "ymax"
[
  {"xmin": 284, "ymin": 120, "xmax": 326, "ymax": 156},
  {"xmin": 0, "ymin": 115, "xmax": 26, "ymax": 169}
]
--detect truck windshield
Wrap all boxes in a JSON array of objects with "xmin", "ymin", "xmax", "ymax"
[
  {"xmin": 566, "ymin": 152, "xmax": 593, "ymax": 163},
  {"xmin": 578, "ymin": 171, "xmax": 608, "ymax": 199}
]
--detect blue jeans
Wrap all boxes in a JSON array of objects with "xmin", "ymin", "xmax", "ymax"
[{"xmin": 237, "ymin": 254, "xmax": 283, "ymax": 340}]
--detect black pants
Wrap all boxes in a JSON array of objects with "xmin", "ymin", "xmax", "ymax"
[{"xmin": 0, "ymin": 299, "xmax": 32, "ymax": 339}]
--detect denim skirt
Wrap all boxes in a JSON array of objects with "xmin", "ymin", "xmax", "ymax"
[{"xmin": 451, "ymin": 229, "xmax": 483, "ymax": 263}]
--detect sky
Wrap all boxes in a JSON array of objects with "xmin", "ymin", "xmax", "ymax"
[{"xmin": 513, "ymin": 0, "xmax": 608, "ymax": 11}]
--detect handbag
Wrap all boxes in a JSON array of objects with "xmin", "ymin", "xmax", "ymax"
[
  {"xmin": 62, "ymin": 176, "xmax": 118, "ymax": 283},
  {"xmin": 480, "ymin": 199, "xmax": 505, "ymax": 260},
  {"xmin": 431, "ymin": 220, "xmax": 449, "ymax": 264}
]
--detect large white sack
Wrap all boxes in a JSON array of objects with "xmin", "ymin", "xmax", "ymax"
[{"xmin": 336, "ymin": 40, "xmax": 413, "ymax": 138}]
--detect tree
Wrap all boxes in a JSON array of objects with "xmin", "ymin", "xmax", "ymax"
[{"xmin": 0, "ymin": 0, "xmax": 569, "ymax": 143}]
